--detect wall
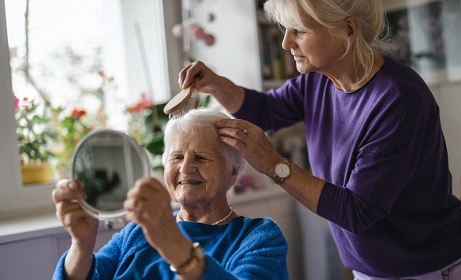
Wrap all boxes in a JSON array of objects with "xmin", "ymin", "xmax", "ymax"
[
  {"xmin": 187, "ymin": 0, "xmax": 262, "ymax": 91},
  {"xmin": 432, "ymin": 81, "xmax": 461, "ymax": 198},
  {"xmin": 162, "ymin": 0, "xmax": 183, "ymax": 95}
]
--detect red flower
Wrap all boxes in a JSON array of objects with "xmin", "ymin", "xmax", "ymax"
[
  {"xmin": 126, "ymin": 92, "xmax": 153, "ymax": 113},
  {"xmin": 70, "ymin": 108, "xmax": 86, "ymax": 118},
  {"xmin": 97, "ymin": 71, "xmax": 106, "ymax": 79}
]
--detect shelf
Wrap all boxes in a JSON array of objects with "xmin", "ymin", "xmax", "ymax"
[{"xmin": 262, "ymin": 79, "xmax": 287, "ymax": 90}]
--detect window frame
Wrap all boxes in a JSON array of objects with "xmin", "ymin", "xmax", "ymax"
[
  {"xmin": 0, "ymin": 0, "xmax": 182, "ymax": 219},
  {"xmin": 1, "ymin": 0, "xmax": 54, "ymax": 218}
]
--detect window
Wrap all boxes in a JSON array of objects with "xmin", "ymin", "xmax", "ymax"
[{"xmin": 0, "ymin": 0, "xmax": 181, "ymax": 217}]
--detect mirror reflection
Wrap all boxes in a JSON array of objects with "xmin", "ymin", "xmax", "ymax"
[{"xmin": 72, "ymin": 130, "xmax": 150, "ymax": 220}]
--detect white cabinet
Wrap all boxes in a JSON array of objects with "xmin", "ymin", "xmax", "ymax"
[
  {"xmin": 54, "ymin": 229, "xmax": 120, "ymax": 259},
  {"xmin": 0, "ymin": 225, "xmax": 119, "ymax": 280},
  {"xmin": 0, "ymin": 236, "xmax": 56, "ymax": 280}
]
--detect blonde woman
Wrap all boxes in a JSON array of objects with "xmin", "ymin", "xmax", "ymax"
[{"xmin": 179, "ymin": 0, "xmax": 461, "ymax": 278}]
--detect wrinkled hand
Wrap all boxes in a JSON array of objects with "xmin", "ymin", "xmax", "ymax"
[
  {"xmin": 214, "ymin": 119, "xmax": 282, "ymax": 177},
  {"xmin": 178, "ymin": 61, "xmax": 221, "ymax": 93},
  {"xmin": 179, "ymin": 61, "xmax": 245, "ymax": 114},
  {"xmin": 52, "ymin": 179, "xmax": 99, "ymax": 245},
  {"xmin": 123, "ymin": 177, "xmax": 180, "ymax": 249}
]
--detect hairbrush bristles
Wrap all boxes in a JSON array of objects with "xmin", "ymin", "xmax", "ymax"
[
  {"xmin": 164, "ymin": 79, "xmax": 198, "ymax": 119},
  {"xmin": 168, "ymin": 96, "xmax": 196, "ymax": 119}
]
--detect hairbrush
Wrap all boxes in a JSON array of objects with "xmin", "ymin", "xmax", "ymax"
[{"xmin": 163, "ymin": 80, "xmax": 197, "ymax": 119}]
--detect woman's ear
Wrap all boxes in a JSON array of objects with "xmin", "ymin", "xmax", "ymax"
[
  {"xmin": 227, "ymin": 166, "xmax": 239, "ymax": 186},
  {"xmin": 344, "ymin": 16, "xmax": 359, "ymax": 41}
]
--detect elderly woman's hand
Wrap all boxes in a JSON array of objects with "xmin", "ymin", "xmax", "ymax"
[
  {"xmin": 123, "ymin": 177, "xmax": 180, "ymax": 248},
  {"xmin": 52, "ymin": 179, "xmax": 99, "ymax": 246},
  {"xmin": 124, "ymin": 177, "xmax": 203, "ymax": 275}
]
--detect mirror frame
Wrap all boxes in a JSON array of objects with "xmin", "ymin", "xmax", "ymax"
[{"xmin": 71, "ymin": 129, "xmax": 151, "ymax": 220}]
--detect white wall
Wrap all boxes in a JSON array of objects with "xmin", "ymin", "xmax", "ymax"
[
  {"xmin": 187, "ymin": 0, "xmax": 262, "ymax": 91},
  {"xmin": 162, "ymin": 0, "xmax": 183, "ymax": 95},
  {"xmin": 432, "ymin": 81, "xmax": 461, "ymax": 198}
]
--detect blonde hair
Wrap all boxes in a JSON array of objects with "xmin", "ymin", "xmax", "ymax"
[
  {"xmin": 264, "ymin": 0, "xmax": 395, "ymax": 85},
  {"xmin": 162, "ymin": 108, "xmax": 246, "ymax": 180}
]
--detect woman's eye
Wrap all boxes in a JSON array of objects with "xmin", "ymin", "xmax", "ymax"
[
  {"xmin": 286, "ymin": 27, "xmax": 306, "ymax": 35},
  {"xmin": 294, "ymin": 29, "xmax": 305, "ymax": 35},
  {"xmin": 170, "ymin": 156, "xmax": 183, "ymax": 161}
]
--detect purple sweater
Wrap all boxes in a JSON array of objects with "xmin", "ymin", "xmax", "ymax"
[{"xmin": 234, "ymin": 56, "xmax": 461, "ymax": 277}]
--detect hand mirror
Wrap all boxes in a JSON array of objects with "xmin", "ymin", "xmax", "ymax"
[{"xmin": 71, "ymin": 129, "xmax": 151, "ymax": 221}]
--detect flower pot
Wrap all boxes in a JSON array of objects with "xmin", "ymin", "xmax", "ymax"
[{"xmin": 21, "ymin": 163, "xmax": 53, "ymax": 185}]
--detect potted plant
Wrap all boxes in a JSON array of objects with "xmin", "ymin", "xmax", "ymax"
[
  {"xmin": 126, "ymin": 93, "xmax": 169, "ymax": 170},
  {"xmin": 15, "ymin": 95, "xmax": 57, "ymax": 184},
  {"xmin": 50, "ymin": 106, "xmax": 96, "ymax": 178}
]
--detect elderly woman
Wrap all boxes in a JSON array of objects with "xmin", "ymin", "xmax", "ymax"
[
  {"xmin": 52, "ymin": 108, "xmax": 288, "ymax": 279},
  {"xmin": 178, "ymin": 0, "xmax": 461, "ymax": 279}
]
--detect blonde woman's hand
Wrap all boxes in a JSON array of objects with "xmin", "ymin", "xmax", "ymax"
[
  {"xmin": 179, "ymin": 61, "xmax": 245, "ymax": 114},
  {"xmin": 215, "ymin": 119, "xmax": 282, "ymax": 177}
]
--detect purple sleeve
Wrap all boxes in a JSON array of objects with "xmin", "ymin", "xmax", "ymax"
[
  {"xmin": 233, "ymin": 76, "xmax": 310, "ymax": 131},
  {"xmin": 317, "ymin": 182, "xmax": 388, "ymax": 233}
]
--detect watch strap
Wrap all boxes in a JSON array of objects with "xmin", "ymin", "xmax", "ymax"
[{"xmin": 170, "ymin": 242, "xmax": 204, "ymax": 274}]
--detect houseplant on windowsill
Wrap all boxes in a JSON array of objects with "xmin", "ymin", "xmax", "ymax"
[
  {"xmin": 15, "ymin": 95, "xmax": 57, "ymax": 184},
  {"xmin": 50, "ymin": 106, "xmax": 96, "ymax": 178},
  {"xmin": 126, "ymin": 92, "xmax": 168, "ymax": 170}
]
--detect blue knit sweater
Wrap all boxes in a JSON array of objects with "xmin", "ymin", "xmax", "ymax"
[{"xmin": 53, "ymin": 216, "xmax": 288, "ymax": 279}]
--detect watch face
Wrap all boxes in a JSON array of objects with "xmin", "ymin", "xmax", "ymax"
[{"xmin": 275, "ymin": 163, "xmax": 290, "ymax": 178}]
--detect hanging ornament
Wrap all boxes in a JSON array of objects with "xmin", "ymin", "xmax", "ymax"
[
  {"xmin": 191, "ymin": 24, "xmax": 206, "ymax": 40},
  {"xmin": 208, "ymin": 13, "xmax": 215, "ymax": 22},
  {"xmin": 204, "ymin": 34, "xmax": 215, "ymax": 46},
  {"xmin": 172, "ymin": 24, "xmax": 184, "ymax": 38}
]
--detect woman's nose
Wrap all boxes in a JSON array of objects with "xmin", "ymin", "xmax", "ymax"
[
  {"xmin": 281, "ymin": 30, "xmax": 295, "ymax": 50},
  {"xmin": 179, "ymin": 158, "xmax": 197, "ymax": 173}
]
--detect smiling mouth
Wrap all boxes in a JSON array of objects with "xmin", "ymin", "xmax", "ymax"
[
  {"xmin": 179, "ymin": 180, "xmax": 202, "ymax": 185},
  {"xmin": 293, "ymin": 55, "xmax": 305, "ymax": 61}
]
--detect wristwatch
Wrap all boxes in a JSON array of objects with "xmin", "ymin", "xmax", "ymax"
[
  {"xmin": 273, "ymin": 158, "xmax": 291, "ymax": 184},
  {"xmin": 170, "ymin": 242, "xmax": 205, "ymax": 274}
]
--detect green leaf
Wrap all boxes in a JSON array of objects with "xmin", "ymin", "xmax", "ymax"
[
  {"xmin": 201, "ymin": 95, "xmax": 211, "ymax": 108},
  {"xmin": 145, "ymin": 134, "xmax": 165, "ymax": 155}
]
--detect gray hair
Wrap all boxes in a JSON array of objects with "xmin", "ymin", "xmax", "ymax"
[
  {"xmin": 264, "ymin": 0, "xmax": 396, "ymax": 85},
  {"xmin": 162, "ymin": 108, "xmax": 246, "ymax": 181}
]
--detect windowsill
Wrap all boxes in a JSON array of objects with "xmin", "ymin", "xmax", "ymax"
[
  {"xmin": 0, "ymin": 210, "xmax": 64, "ymax": 245},
  {"xmin": 0, "ymin": 183, "xmax": 284, "ymax": 245}
]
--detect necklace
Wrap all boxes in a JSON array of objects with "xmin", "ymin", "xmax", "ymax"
[{"xmin": 176, "ymin": 207, "xmax": 234, "ymax": 225}]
